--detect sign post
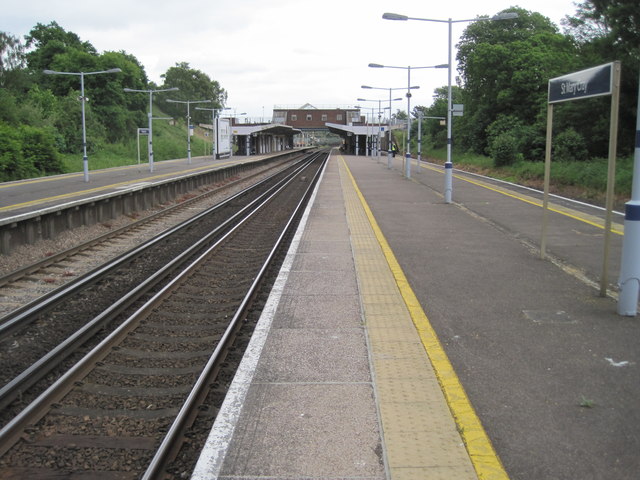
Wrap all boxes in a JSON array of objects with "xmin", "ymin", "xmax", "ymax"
[
  {"xmin": 541, "ymin": 61, "xmax": 621, "ymax": 298},
  {"xmin": 136, "ymin": 128, "xmax": 149, "ymax": 167}
]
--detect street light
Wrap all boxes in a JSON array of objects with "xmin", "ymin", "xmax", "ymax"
[
  {"xmin": 358, "ymin": 96, "xmax": 402, "ymax": 160},
  {"xmin": 362, "ymin": 85, "xmax": 416, "ymax": 170},
  {"xmin": 195, "ymin": 106, "xmax": 230, "ymax": 159},
  {"xmin": 124, "ymin": 87, "xmax": 179, "ymax": 173},
  {"xmin": 166, "ymin": 98, "xmax": 211, "ymax": 164},
  {"xmin": 369, "ymin": 63, "xmax": 447, "ymax": 178},
  {"xmin": 44, "ymin": 68, "xmax": 122, "ymax": 182},
  {"xmin": 383, "ymin": 11, "xmax": 518, "ymax": 202}
]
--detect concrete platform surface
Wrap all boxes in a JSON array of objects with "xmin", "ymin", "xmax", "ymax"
[{"xmin": 192, "ymin": 151, "xmax": 640, "ymax": 480}]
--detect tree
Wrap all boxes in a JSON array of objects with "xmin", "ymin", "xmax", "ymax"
[
  {"xmin": 0, "ymin": 31, "xmax": 29, "ymax": 92},
  {"xmin": 0, "ymin": 32, "xmax": 25, "ymax": 85},
  {"xmin": 561, "ymin": 2, "xmax": 610, "ymax": 44},
  {"xmin": 0, "ymin": 22, "xmax": 231, "ymax": 180},
  {"xmin": 159, "ymin": 62, "xmax": 228, "ymax": 123},
  {"xmin": 562, "ymin": 0, "xmax": 640, "ymax": 156},
  {"xmin": 25, "ymin": 21, "xmax": 96, "ymax": 75},
  {"xmin": 417, "ymin": 86, "xmax": 462, "ymax": 150},
  {"xmin": 455, "ymin": 7, "xmax": 579, "ymax": 157},
  {"xmin": 589, "ymin": 0, "xmax": 640, "ymax": 52},
  {"xmin": 27, "ymin": 22, "xmax": 150, "ymax": 142}
]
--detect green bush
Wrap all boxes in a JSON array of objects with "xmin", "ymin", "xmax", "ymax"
[
  {"xmin": 0, "ymin": 123, "xmax": 65, "ymax": 181},
  {"xmin": 19, "ymin": 125, "xmax": 65, "ymax": 175},
  {"xmin": 0, "ymin": 123, "xmax": 38, "ymax": 181},
  {"xmin": 554, "ymin": 128, "xmax": 588, "ymax": 162},
  {"xmin": 489, "ymin": 133, "xmax": 519, "ymax": 167}
]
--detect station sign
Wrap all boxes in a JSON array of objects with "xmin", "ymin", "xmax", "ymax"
[
  {"xmin": 548, "ymin": 62, "xmax": 613, "ymax": 104},
  {"xmin": 542, "ymin": 61, "xmax": 621, "ymax": 297}
]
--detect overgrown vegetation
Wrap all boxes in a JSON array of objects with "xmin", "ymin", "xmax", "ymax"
[
  {"xmin": 58, "ymin": 114, "xmax": 211, "ymax": 172},
  {"xmin": 407, "ymin": 0, "xmax": 639, "ymax": 204},
  {"xmin": 0, "ymin": 22, "xmax": 226, "ymax": 182},
  {"xmin": 422, "ymin": 146, "xmax": 633, "ymax": 208},
  {"xmin": 1, "ymin": 1, "xmax": 639, "ymax": 206}
]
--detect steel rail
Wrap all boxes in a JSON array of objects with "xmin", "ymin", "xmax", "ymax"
[
  {"xmin": 143, "ymin": 152, "xmax": 328, "ymax": 478},
  {"xmin": 0, "ymin": 152, "xmax": 325, "ymax": 459},
  {"xmin": 0, "ymin": 156, "xmax": 307, "ymax": 340},
  {"xmin": 0, "ymin": 157, "xmax": 295, "ymax": 289},
  {"xmin": 0, "ymin": 154, "xmax": 318, "ymax": 410}
]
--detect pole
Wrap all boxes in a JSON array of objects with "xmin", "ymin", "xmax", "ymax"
[
  {"xmin": 378, "ymin": 100, "xmax": 382, "ymax": 161},
  {"xmin": 388, "ymin": 88, "xmax": 393, "ymax": 169},
  {"xmin": 364, "ymin": 109, "xmax": 371, "ymax": 157},
  {"xmin": 211, "ymin": 110, "xmax": 215, "ymax": 159},
  {"xmin": 418, "ymin": 111, "xmax": 423, "ymax": 166},
  {"xmin": 80, "ymin": 73, "xmax": 89, "ymax": 183},
  {"xmin": 541, "ymin": 103, "xmax": 554, "ymax": 259},
  {"xmin": 618, "ymin": 66, "xmax": 640, "ymax": 315},
  {"xmin": 215, "ymin": 114, "xmax": 219, "ymax": 159},
  {"xmin": 148, "ymin": 91, "xmax": 154, "ymax": 173},
  {"xmin": 444, "ymin": 18, "xmax": 453, "ymax": 203},
  {"xmin": 405, "ymin": 66, "xmax": 412, "ymax": 178},
  {"xmin": 600, "ymin": 60, "xmax": 621, "ymax": 296},
  {"xmin": 186, "ymin": 102, "xmax": 192, "ymax": 164}
]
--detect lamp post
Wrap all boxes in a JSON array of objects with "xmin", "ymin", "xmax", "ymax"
[
  {"xmin": 418, "ymin": 110, "xmax": 423, "ymax": 165},
  {"xmin": 368, "ymin": 63, "xmax": 447, "ymax": 179},
  {"xmin": 124, "ymin": 87, "xmax": 179, "ymax": 173},
  {"xmin": 383, "ymin": 11, "xmax": 518, "ymax": 201},
  {"xmin": 166, "ymin": 98, "xmax": 211, "ymax": 164},
  {"xmin": 358, "ymin": 96, "xmax": 402, "ymax": 161},
  {"xmin": 195, "ymin": 107, "xmax": 230, "ymax": 159},
  {"xmin": 44, "ymin": 68, "xmax": 122, "ymax": 182},
  {"xmin": 362, "ymin": 85, "xmax": 413, "ymax": 170}
]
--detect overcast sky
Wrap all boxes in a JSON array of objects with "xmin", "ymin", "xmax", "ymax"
[{"xmin": 4, "ymin": 0, "xmax": 579, "ymax": 121}]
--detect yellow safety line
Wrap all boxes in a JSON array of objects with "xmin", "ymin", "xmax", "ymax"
[
  {"xmin": 0, "ymin": 172, "xmax": 86, "ymax": 188},
  {"xmin": 341, "ymin": 156, "xmax": 509, "ymax": 480},
  {"xmin": 420, "ymin": 163, "xmax": 623, "ymax": 235},
  {"xmin": 0, "ymin": 161, "xmax": 238, "ymax": 213}
]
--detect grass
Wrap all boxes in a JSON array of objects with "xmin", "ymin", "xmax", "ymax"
[
  {"xmin": 60, "ymin": 115, "xmax": 210, "ymax": 173},
  {"xmin": 580, "ymin": 395, "xmax": 595, "ymax": 408},
  {"xmin": 420, "ymin": 145, "xmax": 633, "ymax": 209},
  {"xmin": 59, "ymin": 123, "xmax": 633, "ymax": 210}
]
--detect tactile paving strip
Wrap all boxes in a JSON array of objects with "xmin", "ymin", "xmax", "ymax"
[{"xmin": 338, "ymin": 156, "xmax": 492, "ymax": 480}]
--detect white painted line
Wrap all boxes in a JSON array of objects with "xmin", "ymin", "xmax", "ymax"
[
  {"xmin": 190, "ymin": 159, "xmax": 328, "ymax": 479},
  {"xmin": 115, "ymin": 182, "xmax": 152, "ymax": 190}
]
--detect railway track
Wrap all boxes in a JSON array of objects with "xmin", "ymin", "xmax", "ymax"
[
  {"xmin": 0, "ymin": 155, "xmax": 297, "ymax": 315},
  {"xmin": 0, "ymin": 151, "xmax": 327, "ymax": 478},
  {"xmin": 0, "ymin": 154, "xmax": 306, "ymax": 419}
]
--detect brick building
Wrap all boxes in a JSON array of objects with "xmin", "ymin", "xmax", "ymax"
[{"xmin": 272, "ymin": 104, "xmax": 362, "ymax": 130}]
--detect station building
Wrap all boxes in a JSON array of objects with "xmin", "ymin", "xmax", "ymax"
[
  {"xmin": 273, "ymin": 103, "xmax": 399, "ymax": 155},
  {"xmin": 231, "ymin": 121, "xmax": 301, "ymax": 156},
  {"xmin": 200, "ymin": 103, "xmax": 401, "ymax": 157},
  {"xmin": 200, "ymin": 120, "xmax": 301, "ymax": 158}
]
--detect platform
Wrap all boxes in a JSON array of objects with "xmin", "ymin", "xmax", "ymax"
[
  {"xmin": 192, "ymin": 153, "xmax": 489, "ymax": 479},
  {"xmin": 0, "ymin": 154, "xmax": 276, "ymax": 220},
  {"xmin": 192, "ymin": 151, "xmax": 640, "ymax": 480},
  {"xmin": 2, "ymin": 150, "xmax": 639, "ymax": 479}
]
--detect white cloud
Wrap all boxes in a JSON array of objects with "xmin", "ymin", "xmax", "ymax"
[{"xmin": 4, "ymin": 0, "xmax": 578, "ymax": 120}]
